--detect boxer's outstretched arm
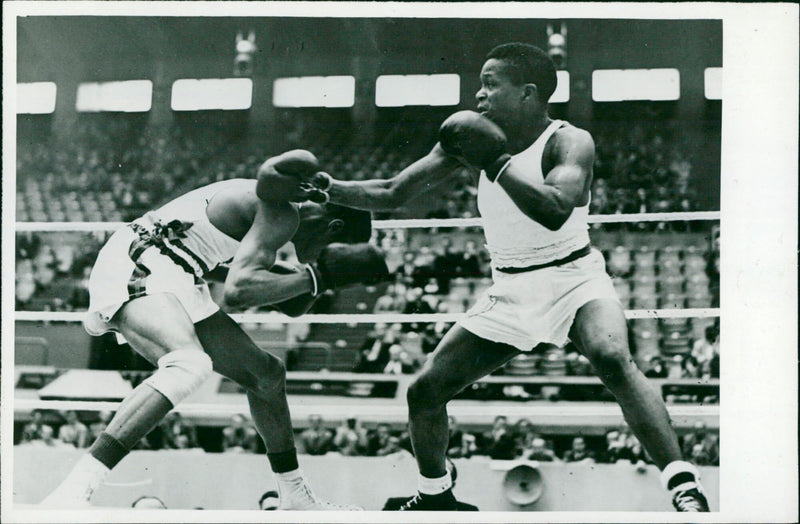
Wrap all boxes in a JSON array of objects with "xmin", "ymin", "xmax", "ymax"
[
  {"xmin": 327, "ymin": 144, "xmax": 464, "ymax": 211},
  {"xmin": 223, "ymin": 201, "xmax": 315, "ymax": 309},
  {"xmin": 497, "ymin": 127, "xmax": 594, "ymax": 231}
]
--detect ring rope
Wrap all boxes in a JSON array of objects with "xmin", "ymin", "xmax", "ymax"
[
  {"xmin": 12, "ymin": 398, "xmax": 718, "ymax": 420},
  {"xmin": 13, "ymin": 210, "xmax": 720, "ymax": 233},
  {"xmin": 15, "ymin": 308, "xmax": 719, "ymax": 324}
]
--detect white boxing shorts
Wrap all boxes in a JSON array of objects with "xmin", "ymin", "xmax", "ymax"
[
  {"xmin": 458, "ymin": 248, "xmax": 619, "ymax": 351},
  {"xmin": 83, "ymin": 225, "xmax": 219, "ymax": 337}
]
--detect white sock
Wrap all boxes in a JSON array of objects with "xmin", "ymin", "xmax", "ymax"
[
  {"xmin": 660, "ymin": 460, "xmax": 700, "ymax": 491},
  {"xmin": 417, "ymin": 471, "xmax": 452, "ymax": 495}
]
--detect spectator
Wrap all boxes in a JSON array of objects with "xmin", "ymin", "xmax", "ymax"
[
  {"xmin": 692, "ymin": 326, "xmax": 719, "ymax": 378},
  {"xmin": 160, "ymin": 412, "xmax": 199, "ymax": 450},
  {"xmin": 644, "ymin": 355, "xmax": 669, "ymax": 378},
  {"xmin": 57, "ymin": 410, "xmax": 89, "ymax": 448},
  {"xmin": 446, "ymin": 416, "xmax": 477, "ymax": 458},
  {"xmin": 333, "ymin": 417, "xmax": 368, "ymax": 456},
  {"xmin": 383, "ymin": 459, "xmax": 478, "ymax": 511},
  {"xmin": 258, "ymin": 490, "xmax": 280, "ymax": 510},
  {"xmin": 681, "ymin": 422, "xmax": 719, "ymax": 466},
  {"xmin": 383, "ymin": 344, "xmax": 417, "ymax": 375},
  {"xmin": 298, "ymin": 415, "xmax": 333, "ymax": 456},
  {"xmin": 520, "ymin": 436, "xmax": 560, "ymax": 462},
  {"xmin": 598, "ymin": 429, "xmax": 625, "ymax": 463},
  {"xmin": 367, "ymin": 423, "xmax": 401, "ymax": 456},
  {"xmin": 353, "ymin": 326, "xmax": 393, "ymax": 373},
  {"xmin": 221, "ymin": 414, "xmax": 258, "ymax": 453},
  {"xmin": 563, "ymin": 437, "xmax": 595, "ymax": 463},
  {"xmin": 481, "ymin": 415, "xmax": 516, "ymax": 460},
  {"xmin": 21, "ymin": 410, "xmax": 53, "ymax": 443},
  {"xmin": 22, "ymin": 425, "xmax": 66, "ymax": 448},
  {"xmin": 89, "ymin": 411, "xmax": 112, "ymax": 441},
  {"xmin": 131, "ymin": 495, "xmax": 167, "ymax": 509}
]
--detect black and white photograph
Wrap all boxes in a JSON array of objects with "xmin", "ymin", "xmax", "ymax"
[{"xmin": 2, "ymin": 2, "xmax": 797, "ymax": 522}]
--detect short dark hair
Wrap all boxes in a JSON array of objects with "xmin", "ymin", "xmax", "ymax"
[
  {"xmin": 325, "ymin": 203, "xmax": 373, "ymax": 244},
  {"xmin": 486, "ymin": 43, "xmax": 557, "ymax": 104}
]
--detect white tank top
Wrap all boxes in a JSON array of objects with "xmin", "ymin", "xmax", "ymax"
[
  {"xmin": 478, "ymin": 119, "xmax": 591, "ymax": 268},
  {"xmin": 130, "ymin": 179, "xmax": 246, "ymax": 276}
]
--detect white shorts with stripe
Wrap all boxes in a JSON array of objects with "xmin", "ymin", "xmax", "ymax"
[
  {"xmin": 83, "ymin": 226, "xmax": 219, "ymax": 337},
  {"xmin": 458, "ymin": 248, "xmax": 619, "ymax": 351}
]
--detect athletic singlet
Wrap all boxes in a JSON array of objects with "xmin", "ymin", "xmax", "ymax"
[
  {"xmin": 129, "ymin": 179, "xmax": 249, "ymax": 277},
  {"xmin": 477, "ymin": 119, "xmax": 591, "ymax": 268}
]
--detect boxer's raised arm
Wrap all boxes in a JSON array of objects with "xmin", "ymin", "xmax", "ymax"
[{"xmin": 326, "ymin": 143, "xmax": 464, "ymax": 211}]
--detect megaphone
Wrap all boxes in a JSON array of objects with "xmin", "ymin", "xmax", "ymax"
[{"xmin": 502, "ymin": 464, "xmax": 544, "ymax": 506}]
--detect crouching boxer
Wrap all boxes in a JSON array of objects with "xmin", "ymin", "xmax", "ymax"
[{"xmin": 40, "ymin": 149, "xmax": 389, "ymax": 510}]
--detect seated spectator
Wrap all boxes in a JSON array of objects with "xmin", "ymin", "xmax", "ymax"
[
  {"xmin": 692, "ymin": 326, "xmax": 719, "ymax": 378},
  {"xmin": 383, "ymin": 344, "xmax": 417, "ymax": 375},
  {"xmin": 131, "ymin": 495, "xmax": 167, "ymax": 509},
  {"xmin": 480, "ymin": 415, "xmax": 516, "ymax": 460},
  {"xmin": 616, "ymin": 431, "xmax": 649, "ymax": 468},
  {"xmin": 221, "ymin": 414, "xmax": 258, "ymax": 453},
  {"xmin": 57, "ymin": 410, "xmax": 89, "ymax": 448},
  {"xmin": 382, "ymin": 459, "xmax": 478, "ymax": 511},
  {"xmin": 333, "ymin": 417, "xmax": 368, "ymax": 456},
  {"xmin": 644, "ymin": 355, "xmax": 669, "ymax": 378},
  {"xmin": 21, "ymin": 425, "xmax": 67, "ymax": 448},
  {"xmin": 598, "ymin": 429, "xmax": 625, "ymax": 463},
  {"xmin": 353, "ymin": 327, "xmax": 393, "ymax": 373},
  {"xmin": 681, "ymin": 421, "xmax": 719, "ymax": 466},
  {"xmin": 89, "ymin": 411, "xmax": 112, "ymax": 441},
  {"xmin": 160, "ymin": 412, "xmax": 199, "ymax": 450},
  {"xmin": 367, "ymin": 423, "xmax": 401, "ymax": 456},
  {"xmin": 446, "ymin": 416, "xmax": 477, "ymax": 458},
  {"xmin": 21, "ymin": 410, "xmax": 53, "ymax": 443},
  {"xmin": 563, "ymin": 437, "xmax": 595, "ymax": 463},
  {"xmin": 258, "ymin": 490, "xmax": 280, "ymax": 510},
  {"xmin": 520, "ymin": 436, "xmax": 560, "ymax": 462},
  {"xmin": 298, "ymin": 415, "xmax": 333, "ymax": 456}
]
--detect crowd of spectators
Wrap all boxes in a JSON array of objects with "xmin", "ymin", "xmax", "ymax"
[{"xmin": 20, "ymin": 410, "xmax": 717, "ymax": 467}]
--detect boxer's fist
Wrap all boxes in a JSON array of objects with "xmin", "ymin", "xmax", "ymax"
[
  {"xmin": 256, "ymin": 150, "xmax": 331, "ymax": 203},
  {"xmin": 309, "ymin": 244, "xmax": 390, "ymax": 294},
  {"xmin": 438, "ymin": 111, "xmax": 512, "ymax": 182},
  {"xmin": 268, "ymin": 261, "xmax": 319, "ymax": 317}
]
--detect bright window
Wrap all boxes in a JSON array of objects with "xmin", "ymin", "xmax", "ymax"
[
  {"xmin": 704, "ymin": 67, "xmax": 722, "ymax": 100},
  {"xmin": 76, "ymin": 80, "xmax": 153, "ymax": 112},
  {"xmin": 375, "ymin": 74, "xmax": 460, "ymax": 107},
  {"xmin": 273, "ymin": 76, "xmax": 355, "ymax": 108},
  {"xmin": 17, "ymin": 82, "xmax": 57, "ymax": 114},
  {"xmin": 549, "ymin": 71, "xmax": 570, "ymax": 103},
  {"xmin": 171, "ymin": 78, "xmax": 253, "ymax": 111},
  {"xmin": 592, "ymin": 69, "xmax": 680, "ymax": 102}
]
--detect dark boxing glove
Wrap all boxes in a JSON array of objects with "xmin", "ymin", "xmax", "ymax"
[
  {"xmin": 256, "ymin": 149, "xmax": 330, "ymax": 204},
  {"xmin": 307, "ymin": 243, "xmax": 390, "ymax": 295},
  {"xmin": 438, "ymin": 110, "xmax": 512, "ymax": 182},
  {"xmin": 268, "ymin": 261, "xmax": 319, "ymax": 317}
]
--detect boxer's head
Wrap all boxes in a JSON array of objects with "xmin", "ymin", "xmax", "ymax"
[{"xmin": 477, "ymin": 43, "xmax": 556, "ymax": 130}]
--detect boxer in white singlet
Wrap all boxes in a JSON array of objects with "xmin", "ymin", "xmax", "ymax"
[{"xmin": 323, "ymin": 43, "xmax": 709, "ymax": 512}]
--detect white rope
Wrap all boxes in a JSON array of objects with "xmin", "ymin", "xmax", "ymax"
[
  {"xmin": 14, "ymin": 308, "xmax": 719, "ymax": 324},
  {"xmin": 12, "ymin": 398, "xmax": 718, "ymax": 420},
  {"xmin": 13, "ymin": 210, "xmax": 720, "ymax": 233}
]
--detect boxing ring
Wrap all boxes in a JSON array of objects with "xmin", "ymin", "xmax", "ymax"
[{"xmin": 9, "ymin": 210, "xmax": 720, "ymax": 512}]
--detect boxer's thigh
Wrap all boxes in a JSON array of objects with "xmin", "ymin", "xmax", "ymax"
[{"xmin": 112, "ymin": 293, "xmax": 206, "ymax": 366}]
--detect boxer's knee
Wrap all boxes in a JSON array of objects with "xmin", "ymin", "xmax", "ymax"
[
  {"xmin": 245, "ymin": 352, "xmax": 286, "ymax": 397},
  {"xmin": 585, "ymin": 336, "xmax": 637, "ymax": 386},
  {"xmin": 143, "ymin": 349, "xmax": 214, "ymax": 407},
  {"xmin": 407, "ymin": 373, "xmax": 452, "ymax": 412}
]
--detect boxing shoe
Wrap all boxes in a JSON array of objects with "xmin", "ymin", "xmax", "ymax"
[
  {"xmin": 277, "ymin": 479, "xmax": 362, "ymax": 511},
  {"xmin": 38, "ymin": 484, "xmax": 94, "ymax": 509},
  {"xmin": 671, "ymin": 483, "xmax": 710, "ymax": 512},
  {"xmin": 396, "ymin": 489, "xmax": 460, "ymax": 511}
]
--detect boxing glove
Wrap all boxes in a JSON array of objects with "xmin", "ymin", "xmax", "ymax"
[
  {"xmin": 268, "ymin": 261, "xmax": 319, "ymax": 317},
  {"xmin": 438, "ymin": 110, "xmax": 512, "ymax": 182},
  {"xmin": 307, "ymin": 243, "xmax": 390, "ymax": 295},
  {"xmin": 256, "ymin": 149, "xmax": 331, "ymax": 204}
]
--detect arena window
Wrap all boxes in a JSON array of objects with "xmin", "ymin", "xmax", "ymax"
[
  {"xmin": 171, "ymin": 78, "xmax": 252, "ymax": 111},
  {"xmin": 17, "ymin": 82, "xmax": 57, "ymax": 114},
  {"xmin": 704, "ymin": 67, "xmax": 722, "ymax": 100},
  {"xmin": 76, "ymin": 80, "xmax": 152, "ymax": 112},
  {"xmin": 591, "ymin": 69, "xmax": 680, "ymax": 102},
  {"xmin": 375, "ymin": 74, "xmax": 460, "ymax": 107},
  {"xmin": 549, "ymin": 71, "xmax": 570, "ymax": 103},
  {"xmin": 272, "ymin": 76, "xmax": 355, "ymax": 108}
]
